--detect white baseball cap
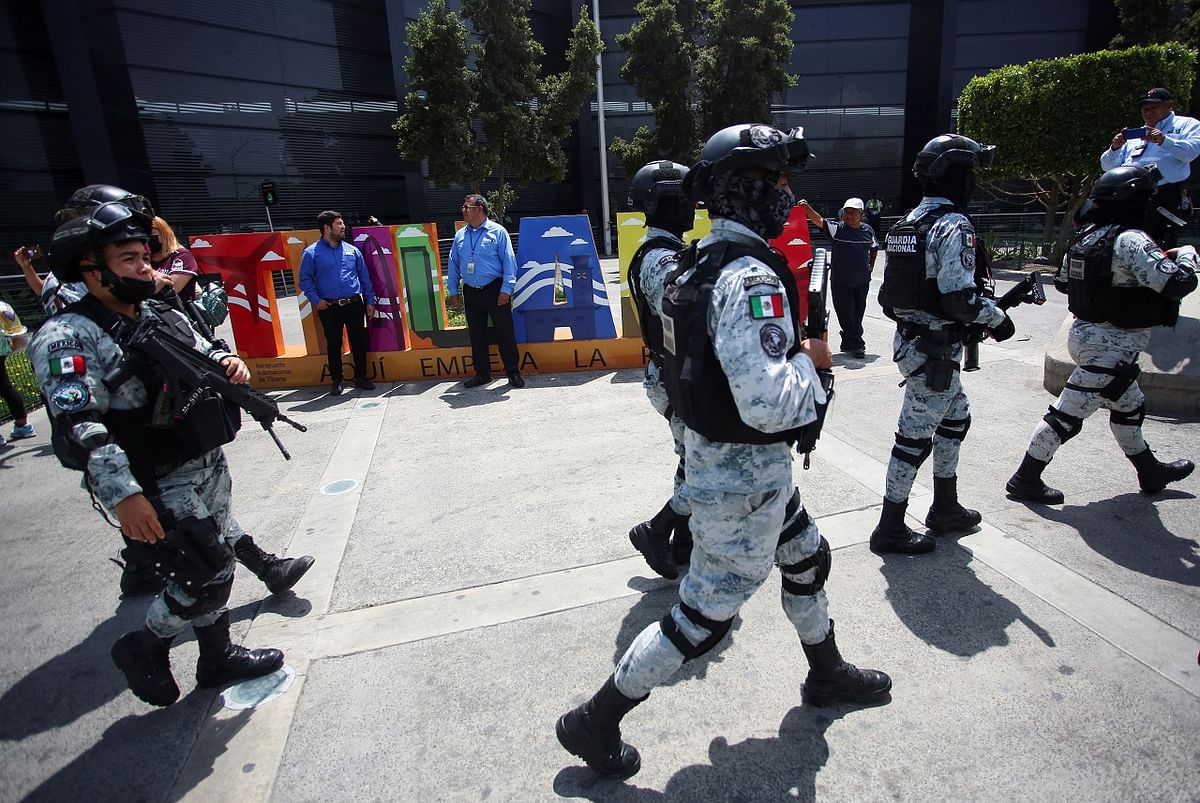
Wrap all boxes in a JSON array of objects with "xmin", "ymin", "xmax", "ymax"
[{"xmin": 842, "ymin": 197, "xmax": 865, "ymax": 211}]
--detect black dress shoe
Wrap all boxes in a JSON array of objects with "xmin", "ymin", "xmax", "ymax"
[
  {"xmin": 852, "ymin": 349, "xmax": 866, "ymax": 359},
  {"xmin": 354, "ymin": 378, "xmax": 375, "ymax": 390},
  {"xmin": 330, "ymin": 383, "xmax": 344, "ymax": 396},
  {"xmin": 507, "ymin": 372, "xmax": 526, "ymax": 388},
  {"xmin": 463, "ymin": 375, "xmax": 491, "ymax": 388}
]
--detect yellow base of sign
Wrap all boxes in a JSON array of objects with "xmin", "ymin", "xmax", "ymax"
[{"xmin": 246, "ymin": 338, "xmax": 650, "ymax": 388}]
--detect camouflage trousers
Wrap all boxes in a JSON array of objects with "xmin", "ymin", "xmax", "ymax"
[
  {"xmin": 885, "ymin": 331, "xmax": 970, "ymax": 503},
  {"xmin": 145, "ymin": 449, "xmax": 240, "ymax": 639},
  {"xmin": 1026, "ymin": 338, "xmax": 1146, "ymax": 462},
  {"xmin": 645, "ymin": 377, "xmax": 691, "ymax": 517},
  {"xmin": 614, "ymin": 483, "xmax": 830, "ymax": 699}
]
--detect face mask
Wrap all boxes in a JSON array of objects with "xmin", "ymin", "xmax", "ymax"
[
  {"xmin": 102, "ymin": 270, "xmax": 158, "ymax": 304},
  {"xmin": 149, "ymin": 235, "xmax": 163, "ymax": 254}
]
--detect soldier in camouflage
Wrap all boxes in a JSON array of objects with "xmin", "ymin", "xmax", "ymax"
[
  {"xmin": 557, "ymin": 124, "xmax": 891, "ymax": 781},
  {"xmin": 1007, "ymin": 164, "xmax": 1197, "ymax": 502},
  {"xmin": 31, "ymin": 198, "xmax": 285, "ymax": 707},
  {"xmin": 50, "ymin": 184, "xmax": 314, "ymax": 599},
  {"xmin": 871, "ymin": 134, "xmax": 1013, "ymax": 555},
  {"xmin": 625, "ymin": 160, "xmax": 696, "ymax": 579}
]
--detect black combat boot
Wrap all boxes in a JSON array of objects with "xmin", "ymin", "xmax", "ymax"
[
  {"xmin": 924, "ymin": 475, "xmax": 983, "ymax": 532},
  {"xmin": 629, "ymin": 503, "xmax": 685, "ymax": 580},
  {"xmin": 671, "ymin": 517, "xmax": 693, "ymax": 568},
  {"xmin": 193, "ymin": 612, "xmax": 284, "ymax": 688},
  {"xmin": 1127, "ymin": 447, "xmax": 1195, "ymax": 494},
  {"xmin": 234, "ymin": 534, "xmax": 315, "ymax": 594},
  {"xmin": 110, "ymin": 627, "xmax": 179, "ymax": 707},
  {"xmin": 869, "ymin": 498, "xmax": 935, "ymax": 555},
  {"xmin": 1005, "ymin": 453, "xmax": 1064, "ymax": 503},
  {"xmin": 801, "ymin": 620, "xmax": 892, "ymax": 707},
  {"xmin": 556, "ymin": 675, "xmax": 646, "ymax": 779}
]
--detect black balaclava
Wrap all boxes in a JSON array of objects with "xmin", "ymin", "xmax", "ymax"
[{"xmin": 707, "ymin": 174, "xmax": 795, "ymax": 239}]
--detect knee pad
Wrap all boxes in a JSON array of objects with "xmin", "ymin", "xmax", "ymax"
[
  {"xmin": 164, "ymin": 576, "xmax": 233, "ymax": 618},
  {"xmin": 659, "ymin": 602, "xmax": 734, "ymax": 662},
  {"xmin": 935, "ymin": 415, "xmax": 971, "ymax": 442},
  {"xmin": 1110, "ymin": 403, "xmax": 1146, "ymax": 428},
  {"xmin": 891, "ymin": 433, "xmax": 933, "ymax": 468},
  {"xmin": 778, "ymin": 535, "xmax": 831, "ymax": 596},
  {"xmin": 1043, "ymin": 405, "xmax": 1084, "ymax": 443},
  {"xmin": 775, "ymin": 489, "xmax": 809, "ymax": 549}
]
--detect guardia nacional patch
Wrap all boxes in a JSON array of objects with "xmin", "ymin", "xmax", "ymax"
[
  {"xmin": 760, "ymin": 323, "xmax": 787, "ymax": 357},
  {"xmin": 50, "ymin": 379, "xmax": 90, "ymax": 412},
  {"xmin": 750, "ymin": 293, "xmax": 784, "ymax": 319}
]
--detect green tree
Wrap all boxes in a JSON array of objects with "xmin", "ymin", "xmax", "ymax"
[
  {"xmin": 958, "ymin": 43, "xmax": 1195, "ymax": 262},
  {"xmin": 1109, "ymin": 0, "xmax": 1177, "ymax": 47},
  {"xmin": 609, "ymin": 0, "xmax": 796, "ymax": 179},
  {"xmin": 395, "ymin": 1, "xmax": 601, "ymax": 222}
]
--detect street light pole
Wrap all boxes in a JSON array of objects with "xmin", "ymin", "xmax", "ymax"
[{"xmin": 592, "ymin": 0, "xmax": 612, "ymax": 257}]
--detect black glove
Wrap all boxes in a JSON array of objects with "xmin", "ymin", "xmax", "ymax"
[{"xmin": 990, "ymin": 315, "xmax": 1016, "ymax": 342}]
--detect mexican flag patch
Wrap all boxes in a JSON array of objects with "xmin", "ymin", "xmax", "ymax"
[
  {"xmin": 50, "ymin": 355, "xmax": 86, "ymax": 376},
  {"xmin": 750, "ymin": 293, "xmax": 784, "ymax": 319}
]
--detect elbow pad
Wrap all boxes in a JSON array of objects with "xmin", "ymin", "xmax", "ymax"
[
  {"xmin": 50, "ymin": 411, "xmax": 112, "ymax": 472},
  {"xmin": 1162, "ymin": 267, "xmax": 1198, "ymax": 301},
  {"xmin": 940, "ymin": 289, "xmax": 985, "ymax": 323}
]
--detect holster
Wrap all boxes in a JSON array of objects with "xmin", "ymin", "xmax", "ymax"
[
  {"xmin": 1099, "ymin": 360, "xmax": 1141, "ymax": 402},
  {"xmin": 903, "ymin": 324, "xmax": 962, "ymax": 392}
]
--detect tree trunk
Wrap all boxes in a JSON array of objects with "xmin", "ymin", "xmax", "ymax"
[{"xmin": 1040, "ymin": 182, "xmax": 1060, "ymax": 259}]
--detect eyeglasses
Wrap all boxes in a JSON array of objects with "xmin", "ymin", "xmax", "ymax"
[{"xmin": 462, "ymin": 204, "xmax": 481, "ymax": 210}]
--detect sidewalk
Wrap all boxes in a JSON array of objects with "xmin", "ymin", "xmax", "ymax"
[{"xmin": 0, "ymin": 267, "xmax": 1196, "ymax": 802}]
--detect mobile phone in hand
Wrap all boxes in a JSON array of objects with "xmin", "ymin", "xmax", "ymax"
[{"xmin": 1122, "ymin": 127, "xmax": 1149, "ymax": 140}]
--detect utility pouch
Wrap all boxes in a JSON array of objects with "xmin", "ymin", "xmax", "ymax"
[
  {"xmin": 922, "ymin": 358, "xmax": 957, "ymax": 392},
  {"xmin": 1100, "ymin": 360, "xmax": 1141, "ymax": 402}
]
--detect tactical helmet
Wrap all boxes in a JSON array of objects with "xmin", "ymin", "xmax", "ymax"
[
  {"xmin": 912, "ymin": 134, "xmax": 995, "ymax": 181},
  {"xmin": 1090, "ymin": 164, "xmax": 1162, "ymax": 203},
  {"xmin": 685, "ymin": 124, "xmax": 810, "ymax": 202},
  {"xmin": 629, "ymin": 160, "xmax": 689, "ymax": 215},
  {"xmin": 54, "ymin": 184, "xmax": 155, "ymax": 225},
  {"xmin": 48, "ymin": 201, "xmax": 152, "ymax": 281}
]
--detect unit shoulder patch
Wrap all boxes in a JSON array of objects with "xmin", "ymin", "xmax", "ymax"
[
  {"xmin": 760, "ymin": 323, "xmax": 787, "ymax": 357},
  {"xmin": 50, "ymin": 379, "xmax": 90, "ymax": 412},
  {"xmin": 743, "ymin": 275, "xmax": 781, "ymax": 290}
]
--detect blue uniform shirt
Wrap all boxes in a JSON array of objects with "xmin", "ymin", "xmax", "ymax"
[
  {"xmin": 299, "ymin": 239, "xmax": 376, "ymax": 307},
  {"xmin": 822, "ymin": 219, "xmax": 878, "ymax": 288},
  {"xmin": 447, "ymin": 218, "xmax": 517, "ymax": 296}
]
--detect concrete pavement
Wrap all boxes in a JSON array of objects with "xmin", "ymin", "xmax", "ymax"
[{"xmin": 0, "ymin": 262, "xmax": 1197, "ymax": 802}]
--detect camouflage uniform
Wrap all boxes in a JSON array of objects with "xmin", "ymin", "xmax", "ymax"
[
  {"xmin": 885, "ymin": 197, "xmax": 1005, "ymax": 503},
  {"xmin": 639, "ymin": 226, "xmax": 690, "ymax": 517},
  {"xmin": 615, "ymin": 217, "xmax": 830, "ymax": 698},
  {"xmin": 1026, "ymin": 233, "xmax": 1198, "ymax": 462},
  {"xmin": 30, "ymin": 298, "xmax": 240, "ymax": 638}
]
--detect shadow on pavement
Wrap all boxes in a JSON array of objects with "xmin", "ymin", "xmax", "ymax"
[
  {"xmin": 552, "ymin": 705, "xmax": 851, "ymax": 802},
  {"xmin": 1022, "ymin": 491, "xmax": 1199, "ymax": 586},
  {"xmin": 876, "ymin": 545, "xmax": 1054, "ymax": 655},
  {"xmin": 438, "ymin": 386, "xmax": 513, "ymax": 409}
]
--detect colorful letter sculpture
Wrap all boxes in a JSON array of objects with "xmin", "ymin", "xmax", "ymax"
[
  {"xmin": 352, "ymin": 226, "xmax": 407, "ymax": 352},
  {"xmin": 189, "ymin": 233, "xmax": 288, "ymax": 358}
]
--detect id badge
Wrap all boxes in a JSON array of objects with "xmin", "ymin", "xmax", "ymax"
[{"xmin": 466, "ymin": 261, "xmax": 475, "ymax": 275}]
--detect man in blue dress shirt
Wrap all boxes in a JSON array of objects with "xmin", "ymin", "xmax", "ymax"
[
  {"xmin": 446, "ymin": 194, "xmax": 524, "ymax": 388},
  {"xmin": 299, "ymin": 210, "xmax": 377, "ymax": 395},
  {"xmin": 1102, "ymin": 87, "xmax": 1200, "ymax": 247}
]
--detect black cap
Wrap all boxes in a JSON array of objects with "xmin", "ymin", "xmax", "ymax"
[{"xmin": 1137, "ymin": 87, "xmax": 1173, "ymax": 105}]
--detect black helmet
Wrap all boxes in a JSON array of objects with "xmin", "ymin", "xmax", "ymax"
[
  {"xmin": 49, "ymin": 201, "xmax": 152, "ymax": 281},
  {"xmin": 629, "ymin": 160, "xmax": 689, "ymax": 214},
  {"xmin": 912, "ymin": 134, "xmax": 996, "ymax": 181},
  {"xmin": 54, "ymin": 184, "xmax": 155, "ymax": 225},
  {"xmin": 1091, "ymin": 164, "xmax": 1162, "ymax": 203},
  {"xmin": 685, "ymin": 124, "xmax": 810, "ymax": 201}
]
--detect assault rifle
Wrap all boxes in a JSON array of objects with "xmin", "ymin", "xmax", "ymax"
[
  {"xmin": 804, "ymin": 248, "xmax": 830, "ymax": 340},
  {"xmin": 103, "ymin": 314, "xmax": 307, "ymax": 459},
  {"xmin": 963, "ymin": 271, "xmax": 1046, "ymax": 372}
]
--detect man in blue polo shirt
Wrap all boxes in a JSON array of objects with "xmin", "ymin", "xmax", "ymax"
[
  {"xmin": 299, "ymin": 210, "xmax": 377, "ymax": 395},
  {"xmin": 801, "ymin": 197, "xmax": 878, "ymax": 358},
  {"xmin": 446, "ymin": 194, "xmax": 524, "ymax": 388}
]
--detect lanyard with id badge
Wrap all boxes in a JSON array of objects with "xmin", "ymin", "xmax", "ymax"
[{"xmin": 467, "ymin": 225, "xmax": 485, "ymax": 277}]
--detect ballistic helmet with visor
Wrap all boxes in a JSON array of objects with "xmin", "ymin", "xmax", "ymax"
[
  {"xmin": 912, "ymin": 134, "xmax": 996, "ymax": 181},
  {"xmin": 1090, "ymin": 163, "xmax": 1162, "ymax": 204},
  {"xmin": 630, "ymin": 161, "xmax": 689, "ymax": 215},
  {"xmin": 48, "ymin": 201, "xmax": 152, "ymax": 281},
  {"xmin": 684, "ymin": 124, "xmax": 810, "ymax": 202},
  {"xmin": 54, "ymin": 184, "xmax": 155, "ymax": 225}
]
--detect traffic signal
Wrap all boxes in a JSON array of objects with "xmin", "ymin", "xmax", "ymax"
[{"xmin": 260, "ymin": 181, "xmax": 278, "ymax": 207}]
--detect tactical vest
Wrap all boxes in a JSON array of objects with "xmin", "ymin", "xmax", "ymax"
[
  {"xmin": 627, "ymin": 235, "xmax": 683, "ymax": 367},
  {"xmin": 659, "ymin": 238, "xmax": 810, "ymax": 445},
  {"xmin": 51, "ymin": 296, "xmax": 240, "ymax": 487},
  {"xmin": 1065, "ymin": 223, "xmax": 1181, "ymax": 328},
  {"xmin": 878, "ymin": 205, "xmax": 989, "ymax": 320}
]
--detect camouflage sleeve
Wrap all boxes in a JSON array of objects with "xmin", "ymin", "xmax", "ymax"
[
  {"xmin": 929, "ymin": 213, "xmax": 1004, "ymax": 326},
  {"xmin": 640, "ymin": 247, "xmax": 680, "ymax": 316},
  {"xmin": 709, "ymin": 259, "xmax": 822, "ymax": 433},
  {"xmin": 1113, "ymin": 230, "xmax": 1197, "ymax": 293},
  {"xmin": 28, "ymin": 315, "xmax": 142, "ymax": 509}
]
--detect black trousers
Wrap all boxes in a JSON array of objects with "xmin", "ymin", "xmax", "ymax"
[
  {"xmin": 318, "ymin": 297, "xmax": 368, "ymax": 383},
  {"xmin": 463, "ymin": 279, "xmax": 519, "ymax": 377},
  {"xmin": 831, "ymin": 283, "xmax": 869, "ymax": 351},
  {"xmin": 0, "ymin": 356, "xmax": 26, "ymax": 421}
]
